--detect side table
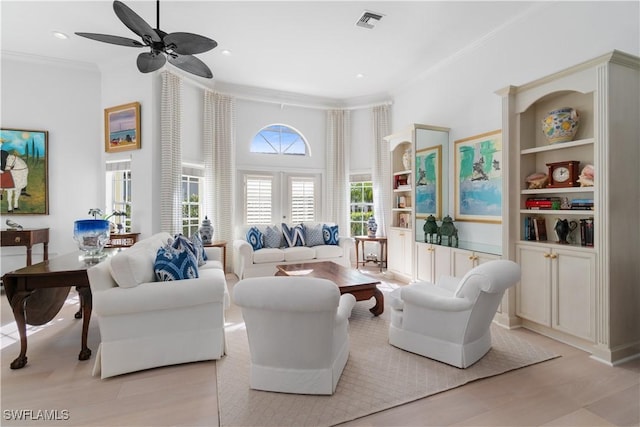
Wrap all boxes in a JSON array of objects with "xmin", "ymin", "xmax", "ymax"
[
  {"xmin": 106, "ymin": 232, "xmax": 140, "ymax": 248},
  {"xmin": 204, "ymin": 241, "xmax": 227, "ymax": 272},
  {"xmin": 354, "ymin": 235, "xmax": 388, "ymax": 272},
  {"xmin": 1, "ymin": 228, "xmax": 49, "ymax": 266}
]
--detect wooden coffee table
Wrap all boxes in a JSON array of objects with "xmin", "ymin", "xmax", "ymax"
[{"xmin": 276, "ymin": 261, "xmax": 384, "ymax": 315}]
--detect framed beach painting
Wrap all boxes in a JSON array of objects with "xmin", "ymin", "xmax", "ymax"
[
  {"xmin": 415, "ymin": 145, "xmax": 442, "ymax": 219},
  {"xmin": 454, "ymin": 130, "xmax": 502, "ymax": 223},
  {"xmin": 0, "ymin": 128, "xmax": 49, "ymax": 215},
  {"xmin": 105, "ymin": 102, "xmax": 141, "ymax": 153}
]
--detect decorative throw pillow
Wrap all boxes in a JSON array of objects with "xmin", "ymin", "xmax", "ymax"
[
  {"xmin": 246, "ymin": 226, "xmax": 264, "ymax": 251},
  {"xmin": 264, "ymin": 225, "xmax": 283, "ymax": 248},
  {"xmin": 172, "ymin": 233, "xmax": 196, "ymax": 254},
  {"xmin": 304, "ymin": 223, "xmax": 325, "ymax": 247},
  {"xmin": 322, "ymin": 224, "xmax": 339, "ymax": 245},
  {"xmin": 189, "ymin": 231, "xmax": 207, "ymax": 266},
  {"xmin": 282, "ymin": 223, "xmax": 306, "ymax": 247},
  {"xmin": 154, "ymin": 246, "xmax": 199, "ymax": 281}
]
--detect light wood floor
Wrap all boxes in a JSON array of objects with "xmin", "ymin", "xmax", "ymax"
[{"xmin": 1, "ymin": 270, "xmax": 638, "ymax": 427}]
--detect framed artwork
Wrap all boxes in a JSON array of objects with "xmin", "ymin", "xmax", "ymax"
[
  {"xmin": 0, "ymin": 128, "xmax": 49, "ymax": 215},
  {"xmin": 454, "ymin": 130, "xmax": 502, "ymax": 223},
  {"xmin": 415, "ymin": 145, "xmax": 442, "ymax": 219},
  {"xmin": 105, "ymin": 102, "xmax": 141, "ymax": 153}
]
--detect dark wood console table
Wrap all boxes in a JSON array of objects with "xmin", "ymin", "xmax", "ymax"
[
  {"xmin": 1, "ymin": 228, "xmax": 49, "ymax": 266},
  {"xmin": 1, "ymin": 248, "xmax": 120, "ymax": 369}
]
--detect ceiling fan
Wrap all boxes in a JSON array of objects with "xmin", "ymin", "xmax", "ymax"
[{"xmin": 75, "ymin": 0, "xmax": 217, "ymax": 78}]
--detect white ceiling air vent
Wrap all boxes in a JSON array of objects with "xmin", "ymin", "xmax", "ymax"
[{"xmin": 355, "ymin": 10, "xmax": 384, "ymax": 29}]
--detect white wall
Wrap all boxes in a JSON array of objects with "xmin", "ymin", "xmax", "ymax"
[
  {"xmin": 390, "ymin": 1, "xmax": 640, "ymax": 249},
  {"xmin": 100, "ymin": 58, "xmax": 160, "ymax": 238},
  {"xmin": 1, "ymin": 55, "xmax": 101, "ymax": 274}
]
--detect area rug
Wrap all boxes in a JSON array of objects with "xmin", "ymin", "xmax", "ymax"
[{"xmin": 217, "ymin": 285, "xmax": 559, "ymax": 427}]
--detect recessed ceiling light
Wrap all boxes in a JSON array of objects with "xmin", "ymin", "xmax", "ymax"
[
  {"xmin": 221, "ymin": 49, "xmax": 232, "ymax": 56},
  {"xmin": 52, "ymin": 31, "xmax": 69, "ymax": 40},
  {"xmin": 356, "ymin": 73, "xmax": 365, "ymax": 79}
]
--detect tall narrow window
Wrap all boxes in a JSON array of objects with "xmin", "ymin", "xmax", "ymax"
[
  {"xmin": 290, "ymin": 177, "xmax": 315, "ymax": 223},
  {"xmin": 250, "ymin": 124, "xmax": 309, "ymax": 155},
  {"xmin": 106, "ymin": 160, "xmax": 132, "ymax": 232},
  {"xmin": 182, "ymin": 174, "xmax": 201, "ymax": 236},
  {"xmin": 350, "ymin": 176, "xmax": 374, "ymax": 236},
  {"xmin": 245, "ymin": 175, "xmax": 273, "ymax": 224}
]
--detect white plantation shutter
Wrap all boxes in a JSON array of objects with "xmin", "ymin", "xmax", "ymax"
[
  {"xmin": 290, "ymin": 177, "xmax": 315, "ymax": 223},
  {"xmin": 245, "ymin": 175, "xmax": 272, "ymax": 224}
]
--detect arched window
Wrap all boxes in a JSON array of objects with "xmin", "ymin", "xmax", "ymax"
[{"xmin": 250, "ymin": 124, "xmax": 309, "ymax": 155}]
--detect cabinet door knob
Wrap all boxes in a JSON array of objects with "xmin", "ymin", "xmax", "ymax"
[
  {"xmin": 14, "ymin": 237, "xmax": 21, "ymax": 243},
  {"xmin": 468, "ymin": 255, "xmax": 474, "ymax": 260},
  {"xmin": 550, "ymin": 253, "xmax": 558, "ymax": 259},
  {"xmin": 543, "ymin": 253, "xmax": 551, "ymax": 258}
]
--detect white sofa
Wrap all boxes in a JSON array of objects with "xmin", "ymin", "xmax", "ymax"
[
  {"xmin": 233, "ymin": 276, "xmax": 356, "ymax": 394},
  {"xmin": 233, "ymin": 222, "xmax": 353, "ymax": 278},
  {"xmin": 87, "ymin": 232, "xmax": 229, "ymax": 379}
]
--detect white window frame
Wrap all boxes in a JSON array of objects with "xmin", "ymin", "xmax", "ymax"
[
  {"xmin": 349, "ymin": 175, "xmax": 374, "ymax": 237},
  {"xmin": 288, "ymin": 175, "xmax": 317, "ymax": 223},
  {"xmin": 105, "ymin": 160, "xmax": 132, "ymax": 232},
  {"xmin": 181, "ymin": 173, "xmax": 203, "ymax": 237},
  {"xmin": 244, "ymin": 174, "xmax": 274, "ymax": 225},
  {"xmin": 250, "ymin": 124, "xmax": 311, "ymax": 156}
]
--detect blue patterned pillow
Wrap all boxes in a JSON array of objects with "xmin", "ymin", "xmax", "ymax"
[
  {"xmin": 189, "ymin": 231, "xmax": 207, "ymax": 266},
  {"xmin": 282, "ymin": 223, "xmax": 306, "ymax": 247},
  {"xmin": 154, "ymin": 246, "xmax": 199, "ymax": 281},
  {"xmin": 304, "ymin": 223, "xmax": 325, "ymax": 247},
  {"xmin": 264, "ymin": 225, "xmax": 283, "ymax": 248},
  {"xmin": 246, "ymin": 226, "xmax": 264, "ymax": 250},
  {"xmin": 322, "ymin": 224, "xmax": 339, "ymax": 245}
]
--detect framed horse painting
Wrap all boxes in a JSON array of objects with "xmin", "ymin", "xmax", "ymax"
[{"xmin": 0, "ymin": 128, "xmax": 49, "ymax": 215}]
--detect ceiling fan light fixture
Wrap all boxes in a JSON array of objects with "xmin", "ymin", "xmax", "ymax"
[
  {"xmin": 75, "ymin": 0, "xmax": 216, "ymax": 79},
  {"xmin": 52, "ymin": 31, "xmax": 69, "ymax": 40}
]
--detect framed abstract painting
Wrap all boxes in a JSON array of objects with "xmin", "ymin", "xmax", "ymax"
[
  {"xmin": 415, "ymin": 145, "xmax": 442, "ymax": 219},
  {"xmin": 105, "ymin": 102, "xmax": 141, "ymax": 153},
  {"xmin": 0, "ymin": 128, "xmax": 49, "ymax": 215},
  {"xmin": 454, "ymin": 130, "xmax": 502, "ymax": 223}
]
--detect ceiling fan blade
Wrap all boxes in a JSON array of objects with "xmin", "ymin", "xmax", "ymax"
[
  {"xmin": 163, "ymin": 32, "xmax": 218, "ymax": 55},
  {"xmin": 168, "ymin": 54, "xmax": 213, "ymax": 79},
  {"xmin": 113, "ymin": 0, "xmax": 161, "ymax": 44},
  {"xmin": 75, "ymin": 32, "xmax": 144, "ymax": 48},
  {"xmin": 137, "ymin": 52, "xmax": 166, "ymax": 73}
]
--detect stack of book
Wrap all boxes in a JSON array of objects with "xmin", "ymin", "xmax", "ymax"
[
  {"xmin": 571, "ymin": 198, "xmax": 594, "ymax": 210},
  {"xmin": 524, "ymin": 217, "xmax": 548, "ymax": 241},
  {"xmin": 525, "ymin": 197, "xmax": 561, "ymax": 210},
  {"xmin": 580, "ymin": 218, "xmax": 595, "ymax": 247}
]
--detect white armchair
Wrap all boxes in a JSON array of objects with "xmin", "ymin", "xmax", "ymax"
[
  {"xmin": 233, "ymin": 276, "xmax": 356, "ymax": 395},
  {"xmin": 388, "ymin": 260, "xmax": 520, "ymax": 368}
]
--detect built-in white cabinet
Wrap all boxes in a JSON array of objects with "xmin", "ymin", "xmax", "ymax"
[
  {"xmin": 516, "ymin": 243, "xmax": 595, "ymax": 342},
  {"xmin": 385, "ymin": 124, "xmax": 450, "ymax": 282},
  {"xmin": 451, "ymin": 248, "xmax": 500, "ymax": 278},
  {"xmin": 498, "ymin": 50, "xmax": 639, "ymax": 364},
  {"xmin": 415, "ymin": 242, "xmax": 451, "ymax": 283},
  {"xmin": 387, "ymin": 228, "xmax": 412, "ymax": 278}
]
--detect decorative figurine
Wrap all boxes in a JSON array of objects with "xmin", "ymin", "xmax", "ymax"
[
  {"xmin": 437, "ymin": 215, "xmax": 459, "ymax": 247},
  {"xmin": 577, "ymin": 164, "xmax": 594, "ymax": 187},
  {"xmin": 199, "ymin": 216, "xmax": 213, "ymax": 244},
  {"xmin": 554, "ymin": 218, "xmax": 578, "ymax": 244},
  {"xmin": 423, "ymin": 215, "xmax": 438, "ymax": 243}
]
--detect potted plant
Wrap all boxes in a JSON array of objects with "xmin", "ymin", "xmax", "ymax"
[{"xmin": 73, "ymin": 208, "xmax": 126, "ymax": 258}]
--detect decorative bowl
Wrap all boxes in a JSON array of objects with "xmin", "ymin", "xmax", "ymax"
[
  {"xmin": 541, "ymin": 107, "xmax": 580, "ymax": 144},
  {"xmin": 74, "ymin": 219, "xmax": 110, "ymax": 257}
]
